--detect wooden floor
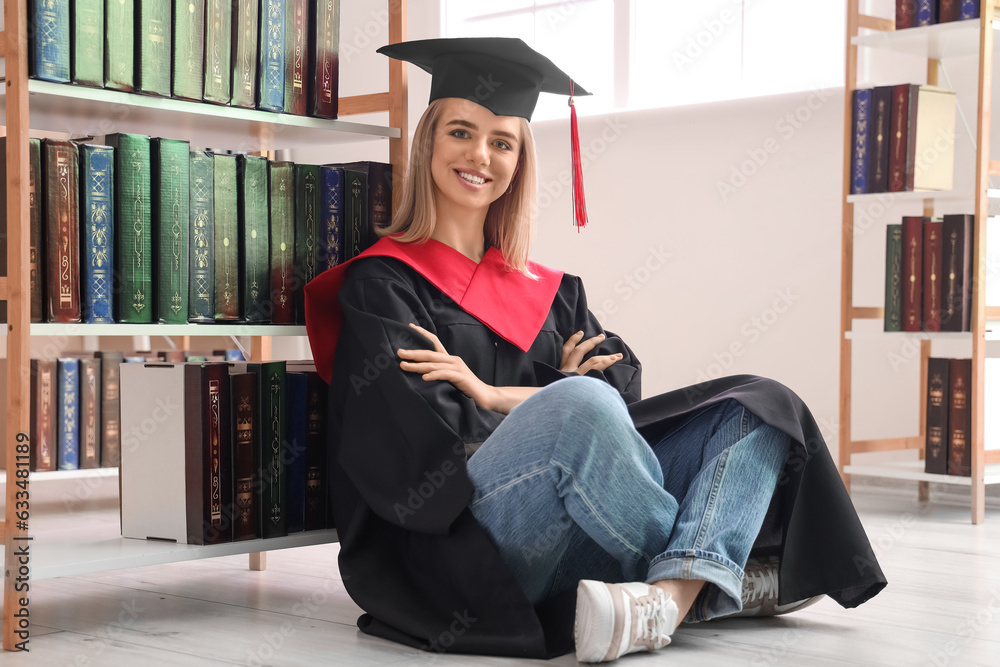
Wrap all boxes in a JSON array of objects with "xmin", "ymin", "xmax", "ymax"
[{"xmin": 2, "ymin": 489, "xmax": 999, "ymax": 666}]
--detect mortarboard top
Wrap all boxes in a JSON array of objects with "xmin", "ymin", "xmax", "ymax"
[{"xmin": 376, "ymin": 37, "xmax": 590, "ymax": 121}]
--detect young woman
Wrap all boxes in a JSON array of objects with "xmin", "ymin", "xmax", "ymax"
[{"xmin": 304, "ymin": 37, "xmax": 886, "ymax": 663}]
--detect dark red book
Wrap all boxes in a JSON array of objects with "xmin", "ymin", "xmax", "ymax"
[
  {"xmin": 947, "ymin": 358, "xmax": 972, "ymax": 477},
  {"xmin": 30, "ymin": 359, "xmax": 57, "ymax": 471},
  {"xmin": 309, "ymin": 0, "xmax": 339, "ymax": 118},
  {"xmin": 939, "ymin": 0, "xmax": 960, "ymax": 21},
  {"xmin": 941, "ymin": 214, "xmax": 973, "ymax": 332},
  {"xmin": 231, "ymin": 371, "xmax": 259, "ymax": 541},
  {"xmin": 95, "ymin": 350, "xmax": 124, "ymax": 467},
  {"xmin": 925, "ymin": 357, "xmax": 950, "ymax": 474},
  {"xmin": 283, "ymin": 0, "xmax": 310, "ymax": 116},
  {"xmin": 185, "ymin": 362, "xmax": 234, "ymax": 545},
  {"xmin": 79, "ymin": 357, "xmax": 102, "ymax": 469},
  {"xmin": 901, "ymin": 216, "xmax": 924, "ymax": 332},
  {"xmin": 888, "ymin": 84, "xmax": 918, "ymax": 192},
  {"xmin": 896, "ymin": 0, "xmax": 916, "ymax": 29},
  {"xmin": 922, "ymin": 220, "xmax": 943, "ymax": 332},
  {"xmin": 43, "ymin": 140, "xmax": 82, "ymax": 323}
]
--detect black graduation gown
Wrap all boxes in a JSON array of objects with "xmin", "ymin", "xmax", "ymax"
[{"xmin": 318, "ymin": 251, "xmax": 887, "ymax": 660}]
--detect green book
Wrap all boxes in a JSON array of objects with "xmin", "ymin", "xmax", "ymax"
[
  {"xmin": 283, "ymin": 0, "xmax": 308, "ymax": 115},
  {"xmin": 269, "ymin": 161, "xmax": 296, "ymax": 324},
  {"xmin": 104, "ymin": 0, "xmax": 135, "ymax": 91},
  {"xmin": 203, "ymin": 0, "xmax": 233, "ymax": 104},
  {"xmin": 137, "ymin": 0, "xmax": 171, "ymax": 96},
  {"xmin": 189, "ymin": 150, "xmax": 215, "ymax": 322},
  {"xmin": 885, "ymin": 224, "xmax": 903, "ymax": 332},
  {"xmin": 172, "ymin": 0, "xmax": 206, "ymax": 100},
  {"xmin": 238, "ymin": 154, "xmax": 270, "ymax": 322},
  {"xmin": 72, "ymin": 0, "xmax": 104, "ymax": 86},
  {"xmin": 231, "ymin": 0, "xmax": 260, "ymax": 109},
  {"xmin": 214, "ymin": 154, "xmax": 239, "ymax": 321},
  {"xmin": 294, "ymin": 164, "xmax": 321, "ymax": 325},
  {"xmin": 343, "ymin": 168, "xmax": 367, "ymax": 260},
  {"xmin": 151, "ymin": 138, "xmax": 191, "ymax": 324},
  {"xmin": 247, "ymin": 361, "xmax": 287, "ymax": 539},
  {"xmin": 105, "ymin": 134, "xmax": 152, "ymax": 323}
]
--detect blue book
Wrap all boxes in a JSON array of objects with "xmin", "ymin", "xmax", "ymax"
[
  {"xmin": 850, "ymin": 89, "xmax": 873, "ymax": 196},
  {"xmin": 318, "ymin": 165, "xmax": 344, "ymax": 270},
  {"xmin": 916, "ymin": 0, "xmax": 936, "ymax": 25},
  {"xmin": 960, "ymin": 1, "xmax": 980, "ymax": 19},
  {"xmin": 81, "ymin": 145, "xmax": 115, "ymax": 324},
  {"xmin": 258, "ymin": 0, "xmax": 286, "ymax": 112},
  {"xmin": 286, "ymin": 372, "xmax": 308, "ymax": 533},
  {"xmin": 57, "ymin": 358, "xmax": 80, "ymax": 470},
  {"xmin": 31, "ymin": 0, "xmax": 70, "ymax": 82}
]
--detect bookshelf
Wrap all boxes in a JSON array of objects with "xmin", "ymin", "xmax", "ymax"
[
  {"xmin": 0, "ymin": 0, "xmax": 410, "ymax": 651},
  {"xmin": 840, "ymin": 2, "xmax": 1000, "ymax": 525}
]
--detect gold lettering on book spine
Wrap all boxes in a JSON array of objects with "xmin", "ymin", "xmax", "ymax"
[
  {"xmin": 236, "ymin": 391, "xmax": 254, "ymax": 529},
  {"xmin": 249, "ymin": 167, "xmax": 261, "ymax": 302},
  {"xmin": 85, "ymin": 365, "xmax": 97, "ymax": 463},
  {"xmin": 57, "ymin": 151, "xmax": 73, "ymax": 308},
  {"xmin": 40, "ymin": 367, "xmax": 52, "ymax": 468},
  {"xmin": 130, "ymin": 146, "xmax": 147, "ymax": 314},
  {"xmin": 908, "ymin": 237, "xmax": 918, "ymax": 327},
  {"xmin": 293, "ymin": 5, "xmax": 304, "ymax": 91},
  {"xmin": 210, "ymin": 378, "xmax": 222, "ymax": 525},
  {"xmin": 270, "ymin": 373, "xmax": 281, "ymax": 526},
  {"xmin": 305, "ymin": 171, "xmax": 317, "ymax": 282},
  {"xmin": 170, "ymin": 155, "xmax": 184, "ymax": 314},
  {"xmin": 321, "ymin": 0, "xmax": 334, "ymax": 104}
]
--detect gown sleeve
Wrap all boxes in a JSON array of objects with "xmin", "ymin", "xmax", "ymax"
[
  {"xmin": 334, "ymin": 264, "xmax": 506, "ymax": 535},
  {"xmin": 533, "ymin": 274, "xmax": 643, "ymax": 404}
]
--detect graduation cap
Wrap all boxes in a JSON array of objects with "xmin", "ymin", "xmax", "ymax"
[{"xmin": 378, "ymin": 37, "xmax": 592, "ymax": 228}]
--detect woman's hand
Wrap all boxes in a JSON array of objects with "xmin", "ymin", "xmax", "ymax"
[
  {"xmin": 397, "ymin": 323, "xmax": 497, "ymax": 410},
  {"xmin": 560, "ymin": 330, "xmax": 623, "ymax": 375}
]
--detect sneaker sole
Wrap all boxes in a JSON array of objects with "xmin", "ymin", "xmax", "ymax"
[{"xmin": 575, "ymin": 580, "xmax": 616, "ymax": 663}]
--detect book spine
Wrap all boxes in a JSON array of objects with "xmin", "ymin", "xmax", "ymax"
[
  {"xmin": 208, "ymin": 364, "xmax": 233, "ymax": 543},
  {"xmin": 884, "ymin": 224, "xmax": 903, "ymax": 332},
  {"xmin": 901, "ymin": 216, "xmax": 924, "ymax": 332},
  {"xmin": 948, "ymin": 358, "xmax": 972, "ymax": 476},
  {"xmin": 269, "ymin": 162, "xmax": 296, "ymax": 324},
  {"xmin": 916, "ymin": 0, "xmax": 936, "ymax": 25},
  {"xmin": 172, "ymin": 0, "xmax": 207, "ymax": 100},
  {"xmin": 80, "ymin": 145, "xmax": 115, "ymax": 324},
  {"xmin": 44, "ymin": 140, "xmax": 82, "ymax": 323},
  {"xmin": 30, "ymin": 359, "xmax": 58, "ymax": 472},
  {"xmin": 57, "ymin": 358, "xmax": 80, "ymax": 470},
  {"xmin": 105, "ymin": 0, "xmax": 135, "ymax": 91},
  {"xmin": 344, "ymin": 169, "xmax": 367, "ymax": 260},
  {"xmin": 310, "ymin": 0, "xmax": 340, "ymax": 118},
  {"xmin": 231, "ymin": 0, "xmax": 260, "ymax": 108},
  {"xmin": 32, "ymin": 0, "xmax": 71, "ymax": 82},
  {"xmin": 922, "ymin": 220, "xmax": 943, "ymax": 332},
  {"xmin": 304, "ymin": 372, "xmax": 327, "ymax": 530},
  {"xmin": 925, "ymin": 357, "xmax": 950, "ymax": 474},
  {"xmin": 367, "ymin": 162, "xmax": 392, "ymax": 247},
  {"xmin": 107, "ymin": 134, "xmax": 153, "ymax": 323},
  {"xmin": 960, "ymin": 0, "xmax": 980, "ymax": 19},
  {"xmin": 232, "ymin": 372, "xmax": 260, "ymax": 540},
  {"xmin": 30, "ymin": 138, "xmax": 44, "ymax": 323},
  {"xmin": 904, "ymin": 84, "xmax": 920, "ymax": 191},
  {"xmin": 850, "ymin": 89, "xmax": 872, "ymax": 195},
  {"xmin": 97, "ymin": 351, "xmax": 124, "ymax": 466},
  {"xmin": 939, "ymin": 0, "xmax": 960, "ymax": 21},
  {"xmin": 72, "ymin": 0, "xmax": 105, "ymax": 86},
  {"xmin": 152, "ymin": 139, "xmax": 192, "ymax": 323},
  {"xmin": 283, "ymin": 0, "xmax": 309, "ymax": 115},
  {"xmin": 294, "ymin": 164, "xmax": 321, "ymax": 325},
  {"xmin": 189, "ymin": 150, "xmax": 216, "ymax": 322},
  {"xmin": 888, "ymin": 84, "xmax": 910, "ymax": 192},
  {"xmin": 256, "ymin": 362, "xmax": 287, "ymax": 538},
  {"xmin": 258, "ymin": 0, "xmax": 286, "ymax": 112},
  {"xmin": 238, "ymin": 155, "xmax": 271, "ymax": 322},
  {"xmin": 79, "ymin": 358, "xmax": 102, "ymax": 469},
  {"xmin": 318, "ymin": 165, "xmax": 344, "ymax": 270},
  {"xmin": 204, "ymin": 0, "xmax": 233, "ymax": 104},
  {"xmin": 941, "ymin": 214, "xmax": 974, "ymax": 332},
  {"xmin": 214, "ymin": 154, "xmax": 240, "ymax": 320},
  {"xmin": 286, "ymin": 372, "xmax": 307, "ymax": 533},
  {"xmin": 137, "ymin": 0, "xmax": 172, "ymax": 96},
  {"xmin": 895, "ymin": 0, "xmax": 915, "ymax": 29},
  {"xmin": 869, "ymin": 87, "xmax": 892, "ymax": 193}
]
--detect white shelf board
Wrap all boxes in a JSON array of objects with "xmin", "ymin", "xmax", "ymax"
[
  {"xmin": 29, "ymin": 323, "xmax": 306, "ymax": 337},
  {"xmin": 21, "ymin": 467, "xmax": 118, "ymax": 482},
  {"xmin": 844, "ymin": 459, "xmax": 1000, "ymax": 485},
  {"xmin": 0, "ymin": 80, "xmax": 399, "ymax": 149},
  {"xmin": 845, "ymin": 330, "xmax": 1000, "ymax": 340},
  {"xmin": 846, "ymin": 189, "xmax": 973, "ymax": 204},
  {"xmin": 852, "ymin": 19, "xmax": 982, "ymax": 58},
  {"xmin": 15, "ymin": 528, "xmax": 339, "ymax": 580}
]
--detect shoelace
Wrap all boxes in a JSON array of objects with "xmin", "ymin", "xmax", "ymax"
[
  {"xmin": 626, "ymin": 589, "xmax": 672, "ymax": 650},
  {"xmin": 743, "ymin": 564, "xmax": 779, "ymax": 604}
]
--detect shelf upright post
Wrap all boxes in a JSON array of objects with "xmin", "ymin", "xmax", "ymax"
[
  {"xmin": 969, "ymin": 0, "xmax": 996, "ymax": 524},
  {"xmin": 3, "ymin": 0, "xmax": 32, "ymax": 652},
  {"xmin": 388, "ymin": 0, "xmax": 408, "ymax": 215}
]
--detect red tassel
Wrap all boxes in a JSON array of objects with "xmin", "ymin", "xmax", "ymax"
[{"xmin": 569, "ymin": 82, "xmax": 588, "ymax": 230}]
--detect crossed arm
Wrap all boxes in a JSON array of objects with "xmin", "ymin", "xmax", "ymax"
[{"xmin": 396, "ymin": 323, "xmax": 622, "ymax": 415}]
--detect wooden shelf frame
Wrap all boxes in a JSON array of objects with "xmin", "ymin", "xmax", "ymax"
[
  {"xmin": 840, "ymin": 2, "xmax": 997, "ymax": 524},
  {"xmin": 0, "ymin": 0, "xmax": 409, "ymax": 650}
]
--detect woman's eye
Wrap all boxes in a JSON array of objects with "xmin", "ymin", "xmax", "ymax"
[
  {"xmin": 451, "ymin": 129, "xmax": 470, "ymax": 139},
  {"xmin": 494, "ymin": 140, "xmax": 512, "ymax": 151}
]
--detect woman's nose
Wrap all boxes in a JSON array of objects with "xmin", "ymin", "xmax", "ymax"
[{"xmin": 466, "ymin": 138, "xmax": 489, "ymax": 164}]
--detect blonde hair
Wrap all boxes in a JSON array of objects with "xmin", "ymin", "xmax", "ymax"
[{"xmin": 375, "ymin": 98, "xmax": 539, "ymax": 278}]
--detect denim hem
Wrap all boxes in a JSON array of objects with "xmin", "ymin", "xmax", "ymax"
[{"xmin": 644, "ymin": 549, "xmax": 743, "ymax": 622}]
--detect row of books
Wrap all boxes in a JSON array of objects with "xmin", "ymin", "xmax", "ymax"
[
  {"xmin": 120, "ymin": 360, "xmax": 330, "ymax": 545},
  {"xmin": 896, "ymin": 0, "xmax": 979, "ymax": 29},
  {"xmin": 0, "ymin": 135, "xmax": 391, "ymax": 326},
  {"xmin": 884, "ymin": 214, "xmax": 973, "ymax": 332},
  {"xmin": 849, "ymin": 84, "xmax": 956, "ymax": 195},
  {"xmin": 29, "ymin": 348, "xmax": 245, "ymax": 472},
  {"xmin": 925, "ymin": 357, "xmax": 972, "ymax": 476},
  {"xmin": 29, "ymin": 0, "xmax": 341, "ymax": 118}
]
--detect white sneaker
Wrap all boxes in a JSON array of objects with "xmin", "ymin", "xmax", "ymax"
[
  {"xmin": 574, "ymin": 580, "xmax": 678, "ymax": 663},
  {"xmin": 734, "ymin": 556, "xmax": 824, "ymax": 617}
]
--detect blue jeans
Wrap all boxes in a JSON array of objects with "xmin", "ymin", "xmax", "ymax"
[{"xmin": 466, "ymin": 376, "xmax": 791, "ymax": 621}]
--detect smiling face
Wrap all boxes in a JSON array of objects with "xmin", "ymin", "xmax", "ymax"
[{"xmin": 430, "ymin": 97, "xmax": 524, "ymax": 221}]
